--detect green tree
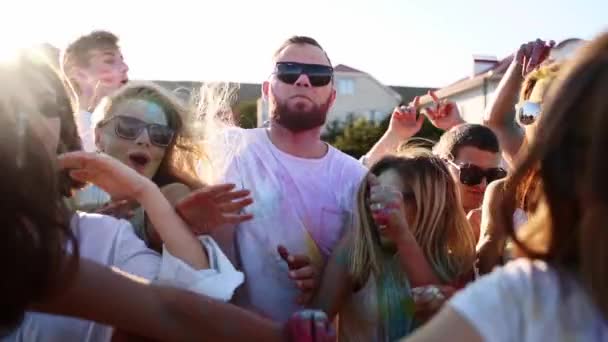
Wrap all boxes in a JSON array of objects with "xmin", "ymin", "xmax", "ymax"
[{"xmin": 324, "ymin": 112, "xmax": 444, "ymax": 159}]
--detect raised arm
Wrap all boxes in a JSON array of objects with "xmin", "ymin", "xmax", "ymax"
[
  {"xmin": 475, "ymin": 179, "xmax": 509, "ymax": 275},
  {"xmin": 483, "ymin": 39, "xmax": 554, "ymax": 167},
  {"xmin": 363, "ymin": 98, "xmax": 424, "ymax": 167},
  {"xmin": 59, "ymin": 151, "xmax": 208, "ymax": 270}
]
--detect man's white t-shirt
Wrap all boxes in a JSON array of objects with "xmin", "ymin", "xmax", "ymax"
[
  {"xmin": 214, "ymin": 128, "xmax": 367, "ymax": 322},
  {"xmin": 449, "ymin": 259, "xmax": 608, "ymax": 342},
  {"xmin": 4, "ymin": 212, "xmax": 243, "ymax": 342}
]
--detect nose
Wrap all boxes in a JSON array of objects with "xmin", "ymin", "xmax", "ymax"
[
  {"xmin": 477, "ymin": 178, "xmax": 488, "ymax": 192},
  {"xmin": 294, "ymin": 73, "xmax": 311, "ymax": 88},
  {"xmin": 121, "ymin": 60, "xmax": 129, "ymax": 75},
  {"xmin": 133, "ymin": 128, "xmax": 151, "ymax": 147}
]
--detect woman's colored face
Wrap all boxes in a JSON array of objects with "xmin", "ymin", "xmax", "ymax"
[
  {"xmin": 375, "ymin": 169, "xmax": 417, "ymax": 248},
  {"xmin": 97, "ymin": 99, "xmax": 170, "ymax": 179}
]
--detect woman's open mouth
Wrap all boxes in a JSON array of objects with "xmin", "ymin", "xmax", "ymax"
[{"xmin": 128, "ymin": 152, "xmax": 150, "ymax": 174}]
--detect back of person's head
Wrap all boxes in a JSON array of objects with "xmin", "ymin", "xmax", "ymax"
[
  {"xmin": 350, "ymin": 147, "xmax": 475, "ymax": 284},
  {"xmin": 504, "ymin": 32, "xmax": 608, "ymax": 319},
  {"xmin": 0, "ymin": 48, "xmax": 78, "ymax": 334},
  {"xmin": 433, "ymin": 123, "xmax": 500, "ymax": 160},
  {"xmin": 94, "ymin": 81, "xmax": 203, "ymax": 189}
]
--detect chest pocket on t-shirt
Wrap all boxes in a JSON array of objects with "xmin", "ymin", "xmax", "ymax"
[{"xmin": 317, "ymin": 207, "xmax": 346, "ymax": 257}]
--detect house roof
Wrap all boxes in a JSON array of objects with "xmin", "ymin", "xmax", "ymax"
[
  {"xmin": 418, "ymin": 55, "xmax": 513, "ymax": 105},
  {"xmin": 334, "ymin": 64, "xmax": 363, "ymax": 73},
  {"xmin": 418, "ymin": 38, "xmax": 583, "ymax": 105}
]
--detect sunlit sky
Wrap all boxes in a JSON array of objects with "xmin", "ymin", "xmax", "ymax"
[{"xmin": 2, "ymin": 0, "xmax": 606, "ymax": 87}]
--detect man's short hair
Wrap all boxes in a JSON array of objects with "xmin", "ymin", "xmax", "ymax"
[
  {"xmin": 433, "ymin": 123, "xmax": 500, "ymax": 159},
  {"xmin": 62, "ymin": 30, "xmax": 120, "ymax": 72},
  {"xmin": 273, "ymin": 36, "xmax": 332, "ymax": 65}
]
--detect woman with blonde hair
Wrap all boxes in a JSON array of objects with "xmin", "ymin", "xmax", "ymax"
[
  {"xmin": 311, "ymin": 147, "xmax": 475, "ymax": 341},
  {"xmin": 403, "ymin": 32, "xmax": 608, "ymax": 342},
  {"xmin": 74, "ymin": 82, "xmax": 253, "ymax": 250}
]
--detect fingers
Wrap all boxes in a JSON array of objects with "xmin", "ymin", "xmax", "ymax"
[
  {"xmin": 199, "ymin": 183, "xmax": 237, "ymax": 197},
  {"xmin": 216, "ymin": 189, "xmax": 252, "ymax": 202},
  {"xmin": 526, "ymin": 39, "xmax": 544, "ymax": 74},
  {"xmin": 218, "ymin": 197, "xmax": 254, "ymax": 213},
  {"xmin": 57, "ymin": 151, "xmax": 92, "ymax": 170},
  {"xmin": 287, "ymin": 310, "xmax": 335, "ymax": 342},
  {"xmin": 286, "ymin": 254, "xmax": 312, "ymax": 269},
  {"xmin": 69, "ymin": 169, "xmax": 93, "ymax": 183},
  {"xmin": 289, "ymin": 266, "xmax": 315, "ymax": 281},
  {"xmin": 429, "ymin": 90, "xmax": 440, "ymax": 103}
]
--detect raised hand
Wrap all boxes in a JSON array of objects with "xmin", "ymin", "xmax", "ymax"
[
  {"xmin": 278, "ymin": 246, "xmax": 319, "ymax": 305},
  {"xmin": 368, "ymin": 175, "xmax": 412, "ymax": 244},
  {"xmin": 515, "ymin": 39, "xmax": 555, "ymax": 76},
  {"xmin": 423, "ymin": 90, "xmax": 465, "ymax": 131},
  {"xmin": 175, "ymin": 184, "xmax": 254, "ymax": 235},
  {"xmin": 58, "ymin": 151, "xmax": 152, "ymax": 201},
  {"xmin": 284, "ymin": 310, "xmax": 336, "ymax": 342},
  {"xmin": 387, "ymin": 96, "xmax": 424, "ymax": 140}
]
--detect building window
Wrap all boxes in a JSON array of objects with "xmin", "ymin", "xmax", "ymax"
[{"xmin": 337, "ymin": 79, "xmax": 355, "ymax": 95}]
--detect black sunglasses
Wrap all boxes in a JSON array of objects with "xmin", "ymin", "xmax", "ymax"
[
  {"xmin": 274, "ymin": 62, "xmax": 333, "ymax": 87},
  {"xmin": 447, "ymin": 160, "xmax": 507, "ymax": 186},
  {"xmin": 98, "ymin": 115, "xmax": 175, "ymax": 147}
]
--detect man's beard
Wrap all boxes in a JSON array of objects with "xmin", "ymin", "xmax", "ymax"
[{"xmin": 270, "ymin": 96, "xmax": 332, "ymax": 133}]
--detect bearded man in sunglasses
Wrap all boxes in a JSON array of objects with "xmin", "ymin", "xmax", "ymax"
[{"xmin": 176, "ymin": 36, "xmax": 367, "ymax": 322}]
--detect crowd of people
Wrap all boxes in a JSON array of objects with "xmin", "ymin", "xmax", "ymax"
[{"xmin": 1, "ymin": 28, "xmax": 608, "ymax": 342}]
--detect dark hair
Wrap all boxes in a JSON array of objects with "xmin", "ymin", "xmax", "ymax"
[
  {"xmin": 273, "ymin": 36, "xmax": 332, "ymax": 66},
  {"xmin": 503, "ymin": 32, "xmax": 608, "ymax": 319},
  {"xmin": 0, "ymin": 48, "xmax": 79, "ymax": 333},
  {"xmin": 95, "ymin": 82, "xmax": 204, "ymax": 189},
  {"xmin": 433, "ymin": 123, "xmax": 500, "ymax": 160}
]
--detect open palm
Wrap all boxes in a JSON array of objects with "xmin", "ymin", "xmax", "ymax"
[{"xmin": 175, "ymin": 184, "xmax": 254, "ymax": 235}]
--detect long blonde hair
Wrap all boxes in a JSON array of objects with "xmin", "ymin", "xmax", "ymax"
[
  {"xmin": 93, "ymin": 81, "xmax": 204, "ymax": 189},
  {"xmin": 349, "ymin": 147, "xmax": 475, "ymax": 284}
]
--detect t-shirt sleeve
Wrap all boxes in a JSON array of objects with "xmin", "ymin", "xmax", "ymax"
[
  {"xmin": 156, "ymin": 235, "xmax": 244, "ymax": 302},
  {"xmin": 113, "ymin": 219, "xmax": 162, "ymax": 281},
  {"xmin": 448, "ymin": 260, "xmax": 536, "ymax": 342}
]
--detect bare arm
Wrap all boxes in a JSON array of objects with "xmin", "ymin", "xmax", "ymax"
[
  {"xmin": 400, "ymin": 306, "xmax": 482, "ymax": 342},
  {"xmin": 482, "ymin": 60, "xmax": 525, "ymax": 167},
  {"xmin": 32, "ymin": 259, "xmax": 282, "ymax": 342},
  {"xmin": 59, "ymin": 152, "xmax": 209, "ymax": 270},
  {"xmin": 363, "ymin": 100, "xmax": 424, "ymax": 167},
  {"xmin": 395, "ymin": 236, "xmax": 441, "ymax": 286},
  {"xmin": 311, "ymin": 235, "xmax": 355, "ymax": 320},
  {"xmin": 475, "ymin": 179, "xmax": 509, "ymax": 275}
]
